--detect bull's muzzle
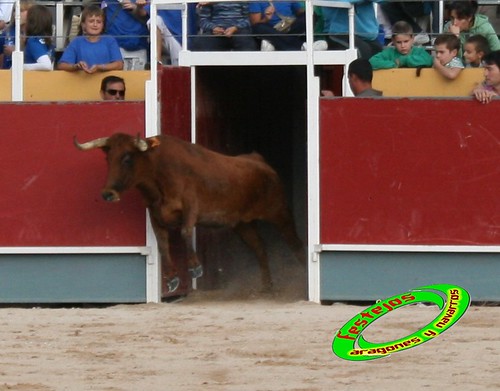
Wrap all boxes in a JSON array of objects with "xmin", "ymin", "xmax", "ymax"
[{"xmin": 101, "ymin": 189, "xmax": 121, "ymax": 202}]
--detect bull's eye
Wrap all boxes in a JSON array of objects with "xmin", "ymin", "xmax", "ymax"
[{"xmin": 121, "ymin": 153, "xmax": 133, "ymax": 167}]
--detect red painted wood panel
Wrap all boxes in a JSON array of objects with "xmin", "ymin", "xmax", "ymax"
[
  {"xmin": 160, "ymin": 67, "xmax": 191, "ymax": 141},
  {"xmin": 320, "ymin": 98, "xmax": 500, "ymax": 245},
  {"xmin": 1, "ymin": 102, "xmax": 146, "ymax": 246}
]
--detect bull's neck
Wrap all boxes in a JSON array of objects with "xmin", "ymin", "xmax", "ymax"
[{"xmin": 136, "ymin": 181, "xmax": 162, "ymax": 208}]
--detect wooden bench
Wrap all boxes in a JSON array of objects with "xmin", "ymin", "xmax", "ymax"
[
  {"xmin": 0, "ymin": 70, "xmax": 149, "ymax": 101},
  {"xmin": 372, "ymin": 68, "xmax": 485, "ymax": 97}
]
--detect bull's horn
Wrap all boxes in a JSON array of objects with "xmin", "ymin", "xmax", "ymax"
[
  {"xmin": 134, "ymin": 136, "xmax": 148, "ymax": 152},
  {"xmin": 74, "ymin": 136, "xmax": 109, "ymax": 150}
]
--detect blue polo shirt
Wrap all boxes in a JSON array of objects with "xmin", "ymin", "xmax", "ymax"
[{"xmin": 59, "ymin": 35, "xmax": 123, "ymax": 67}]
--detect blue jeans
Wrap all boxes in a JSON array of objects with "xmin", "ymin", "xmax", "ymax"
[{"xmin": 192, "ymin": 27, "xmax": 258, "ymax": 51}]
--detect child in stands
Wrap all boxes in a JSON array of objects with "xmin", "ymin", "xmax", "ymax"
[
  {"xmin": 2, "ymin": 0, "xmax": 34, "ymax": 69},
  {"xmin": 57, "ymin": 4, "xmax": 123, "ymax": 73},
  {"xmin": 444, "ymin": 1, "xmax": 500, "ymax": 59},
  {"xmin": 433, "ymin": 34, "xmax": 464, "ymax": 80},
  {"xmin": 464, "ymin": 34, "xmax": 490, "ymax": 67},
  {"xmin": 369, "ymin": 21, "xmax": 433, "ymax": 70},
  {"xmin": 24, "ymin": 4, "xmax": 54, "ymax": 70}
]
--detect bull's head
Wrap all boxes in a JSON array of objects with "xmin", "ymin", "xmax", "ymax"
[{"xmin": 74, "ymin": 133, "xmax": 149, "ymax": 202}]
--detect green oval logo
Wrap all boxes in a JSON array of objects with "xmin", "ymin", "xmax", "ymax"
[{"xmin": 332, "ymin": 284, "xmax": 470, "ymax": 361}]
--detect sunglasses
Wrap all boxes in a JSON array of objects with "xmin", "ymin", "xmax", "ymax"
[{"xmin": 106, "ymin": 89, "xmax": 125, "ymax": 97}]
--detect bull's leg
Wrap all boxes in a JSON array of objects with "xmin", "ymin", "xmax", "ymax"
[
  {"xmin": 181, "ymin": 225, "xmax": 203, "ymax": 279},
  {"xmin": 234, "ymin": 222, "xmax": 273, "ymax": 291},
  {"xmin": 272, "ymin": 208, "xmax": 307, "ymax": 266},
  {"xmin": 150, "ymin": 217, "xmax": 180, "ymax": 294}
]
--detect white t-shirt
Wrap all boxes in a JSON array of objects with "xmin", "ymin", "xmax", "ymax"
[{"xmin": 0, "ymin": 0, "xmax": 14, "ymax": 23}]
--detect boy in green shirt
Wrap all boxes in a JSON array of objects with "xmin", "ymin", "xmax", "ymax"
[{"xmin": 369, "ymin": 21, "xmax": 433, "ymax": 70}]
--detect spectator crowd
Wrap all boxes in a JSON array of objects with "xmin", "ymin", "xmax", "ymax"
[{"xmin": 0, "ymin": 0, "xmax": 499, "ymax": 102}]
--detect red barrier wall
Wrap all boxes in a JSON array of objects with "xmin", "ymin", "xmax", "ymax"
[
  {"xmin": 320, "ymin": 98, "xmax": 500, "ymax": 245},
  {"xmin": 1, "ymin": 102, "xmax": 146, "ymax": 246},
  {"xmin": 1, "ymin": 69, "xmax": 193, "ymax": 298}
]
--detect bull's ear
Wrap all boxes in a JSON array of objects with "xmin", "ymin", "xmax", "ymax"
[{"xmin": 134, "ymin": 134, "xmax": 148, "ymax": 152}]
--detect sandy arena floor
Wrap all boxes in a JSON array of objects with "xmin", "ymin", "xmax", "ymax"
[
  {"xmin": 1, "ymin": 226, "xmax": 498, "ymax": 390},
  {"xmin": 0, "ymin": 287, "xmax": 498, "ymax": 391}
]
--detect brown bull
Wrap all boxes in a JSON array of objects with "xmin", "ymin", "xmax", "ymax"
[{"xmin": 74, "ymin": 133, "xmax": 305, "ymax": 293}]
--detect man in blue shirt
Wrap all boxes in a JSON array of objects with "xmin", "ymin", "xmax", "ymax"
[
  {"xmin": 102, "ymin": 0, "xmax": 149, "ymax": 68},
  {"xmin": 249, "ymin": 1, "xmax": 306, "ymax": 51},
  {"xmin": 321, "ymin": 0, "xmax": 383, "ymax": 59}
]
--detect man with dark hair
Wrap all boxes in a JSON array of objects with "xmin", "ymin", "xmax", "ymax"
[
  {"xmin": 347, "ymin": 58, "xmax": 382, "ymax": 97},
  {"xmin": 100, "ymin": 75, "xmax": 126, "ymax": 101},
  {"xmin": 472, "ymin": 49, "xmax": 500, "ymax": 104}
]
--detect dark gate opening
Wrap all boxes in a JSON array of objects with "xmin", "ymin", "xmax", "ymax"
[{"xmin": 194, "ymin": 66, "xmax": 308, "ymax": 298}]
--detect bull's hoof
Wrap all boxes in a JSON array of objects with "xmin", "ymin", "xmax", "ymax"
[
  {"xmin": 167, "ymin": 277, "xmax": 180, "ymax": 293},
  {"xmin": 189, "ymin": 265, "xmax": 203, "ymax": 279}
]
